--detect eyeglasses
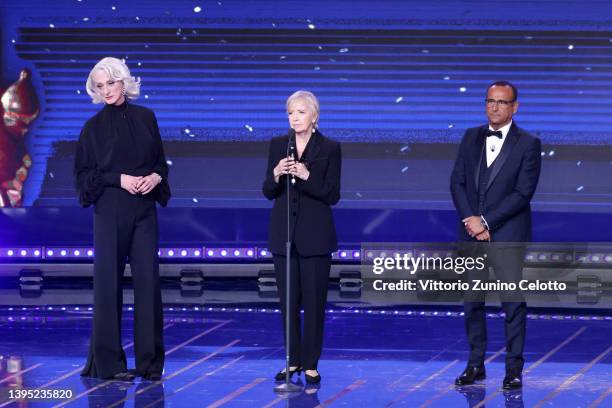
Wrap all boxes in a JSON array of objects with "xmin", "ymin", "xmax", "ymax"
[{"xmin": 485, "ymin": 98, "xmax": 515, "ymax": 107}]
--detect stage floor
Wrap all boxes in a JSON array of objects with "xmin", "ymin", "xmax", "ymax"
[{"xmin": 0, "ymin": 306, "xmax": 610, "ymax": 407}]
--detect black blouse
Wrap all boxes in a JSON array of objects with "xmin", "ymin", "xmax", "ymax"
[{"xmin": 74, "ymin": 100, "xmax": 171, "ymax": 207}]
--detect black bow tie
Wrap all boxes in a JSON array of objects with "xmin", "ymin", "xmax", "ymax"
[{"xmin": 485, "ymin": 130, "xmax": 503, "ymax": 139}]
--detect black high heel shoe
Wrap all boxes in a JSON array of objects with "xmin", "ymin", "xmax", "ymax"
[
  {"xmin": 305, "ymin": 370, "xmax": 321, "ymax": 384},
  {"xmin": 274, "ymin": 366, "xmax": 302, "ymax": 381}
]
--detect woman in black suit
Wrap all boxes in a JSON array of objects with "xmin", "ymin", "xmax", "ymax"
[
  {"xmin": 75, "ymin": 57, "xmax": 170, "ymax": 381},
  {"xmin": 263, "ymin": 90, "xmax": 341, "ymax": 384}
]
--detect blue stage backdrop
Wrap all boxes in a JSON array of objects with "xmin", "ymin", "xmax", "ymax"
[{"xmin": 1, "ymin": 0, "xmax": 612, "ymax": 244}]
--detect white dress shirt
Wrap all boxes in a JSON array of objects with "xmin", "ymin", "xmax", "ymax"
[{"xmin": 486, "ymin": 120, "xmax": 512, "ymax": 167}]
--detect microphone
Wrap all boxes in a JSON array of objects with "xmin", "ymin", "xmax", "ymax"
[{"xmin": 287, "ymin": 128, "xmax": 296, "ymax": 185}]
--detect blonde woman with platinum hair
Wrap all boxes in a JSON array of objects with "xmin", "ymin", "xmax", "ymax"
[
  {"xmin": 76, "ymin": 56, "xmax": 170, "ymax": 381},
  {"xmin": 85, "ymin": 57, "xmax": 140, "ymax": 104}
]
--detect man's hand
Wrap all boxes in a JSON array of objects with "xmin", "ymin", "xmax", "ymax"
[
  {"xmin": 475, "ymin": 230, "xmax": 491, "ymax": 241},
  {"xmin": 462, "ymin": 216, "xmax": 485, "ymax": 237}
]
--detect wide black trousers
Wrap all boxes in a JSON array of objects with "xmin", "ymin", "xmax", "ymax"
[
  {"xmin": 463, "ymin": 245, "xmax": 527, "ymax": 373},
  {"xmin": 273, "ymin": 245, "xmax": 331, "ymax": 371},
  {"xmin": 81, "ymin": 188, "xmax": 164, "ymax": 379}
]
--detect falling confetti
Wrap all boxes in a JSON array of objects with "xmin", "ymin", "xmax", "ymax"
[
  {"xmin": 193, "ymin": 6, "xmax": 202, "ymax": 13},
  {"xmin": 11, "ymin": 39, "xmax": 15, "ymax": 44},
  {"xmin": 568, "ymin": 44, "xmax": 574, "ymax": 50},
  {"xmin": 548, "ymin": 150, "xmax": 555, "ymax": 157},
  {"xmin": 355, "ymin": 192, "xmax": 363, "ymax": 198},
  {"xmin": 339, "ymin": 48, "xmax": 349, "ymax": 53},
  {"xmin": 166, "ymin": 160, "xmax": 173, "ymax": 166},
  {"xmin": 192, "ymin": 198, "xmax": 199, "ymax": 203},
  {"xmin": 400, "ymin": 145, "xmax": 410, "ymax": 152},
  {"xmin": 82, "ymin": 17, "xmax": 89, "ymax": 21},
  {"xmin": 443, "ymin": 76, "xmax": 451, "ymax": 80},
  {"xmin": 577, "ymin": 161, "xmax": 582, "ymax": 166},
  {"xmin": 111, "ymin": 6, "xmax": 116, "ymax": 10},
  {"xmin": 448, "ymin": 124, "xmax": 455, "ymax": 128},
  {"xmin": 459, "ymin": 87, "xmax": 467, "ymax": 92},
  {"xmin": 308, "ymin": 24, "xmax": 315, "ymax": 29},
  {"xmin": 395, "ymin": 96, "xmax": 403, "ymax": 103},
  {"xmin": 49, "ymin": 24, "xmax": 55, "ymax": 28},
  {"xmin": 184, "ymin": 128, "xmax": 191, "ymax": 134},
  {"xmin": 245, "ymin": 124, "xmax": 253, "ymax": 132},
  {"xmin": 49, "ymin": 172, "xmax": 54, "ymax": 179},
  {"xmin": 401, "ymin": 166, "xmax": 409, "ymax": 173},
  {"xmin": 144, "ymin": 94, "xmax": 149, "ymax": 99},
  {"xmin": 421, "ymin": 49, "xmax": 430, "ymax": 53},
  {"xmin": 576, "ymin": 186, "xmax": 584, "ymax": 192},
  {"xmin": 76, "ymin": 90, "xmax": 81, "ymax": 94}
]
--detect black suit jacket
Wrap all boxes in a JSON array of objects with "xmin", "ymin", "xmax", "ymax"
[
  {"xmin": 450, "ymin": 122, "xmax": 542, "ymax": 242},
  {"xmin": 263, "ymin": 130, "xmax": 341, "ymax": 256}
]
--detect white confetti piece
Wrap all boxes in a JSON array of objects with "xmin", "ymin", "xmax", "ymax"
[
  {"xmin": 339, "ymin": 48, "xmax": 349, "ymax": 53},
  {"xmin": 395, "ymin": 96, "xmax": 403, "ymax": 103},
  {"xmin": 548, "ymin": 150, "xmax": 555, "ymax": 157},
  {"xmin": 166, "ymin": 160, "xmax": 173, "ymax": 166},
  {"xmin": 192, "ymin": 198, "xmax": 199, "ymax": 203},
  {"xmin": 193, "ymin": 6, "xmax": 202, "ymax": 13},
  {"xmin": 576, "ymin": 185, "xmax": 584, "ymax": 192},
  {"xmin": 308, "ymin": 24, "xmax": 315, "ymax": 29},
  {"xmin": 568, "ymin": 44, "xmax": 574, "ymax": 50},
  {"xmin": 443, "ymin": 76, "xmax": 450, "ymax": 80},
  {"xmin": 245, "ymin": 124, "xmax": 253, "ymax": 132},
  {"xmin": 401, "ymin": 166, "xmax": 409, "ymax": 173},
  {"xmin": 459, "ymin": 87, "xmax": 467, "ymax": 92}
]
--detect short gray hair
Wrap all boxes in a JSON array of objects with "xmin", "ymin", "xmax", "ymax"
[
  {"xmin": 86, "ymin": 57, "xmax": 140, "ymax": 103},
  {"xmin": 286, "ymin": 90, "xmax": 320, "ymax": 127}
]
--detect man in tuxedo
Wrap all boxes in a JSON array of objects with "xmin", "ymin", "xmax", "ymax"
[{"xmin": 450, "ymin": 81, "xmax": 542, "ymax": 389}]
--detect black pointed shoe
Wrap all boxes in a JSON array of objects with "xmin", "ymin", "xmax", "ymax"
[
  {"xmin": 455, "ymin": 366, "xmax": 486, "ymax": 385},
  {"xmin": 109, "ymin": 371, "xmax": 136, "ymax": 382},
  {"xmin": 274, "ymin": 366, "xmax": 302, "ymax": 381},
  {"xmin": 143, "ymin": 372, "xmax": 163, "ymax": 381},
  {"xmin": 502, "ymin": 372, "xmax": 522, "ymax": 389}
]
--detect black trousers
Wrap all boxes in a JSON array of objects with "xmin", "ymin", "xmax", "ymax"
[
  {"xmin": 273, "ymin": 245, "xmax": 331, "ymax": 370},
  {"xmin": 82, "ymin": 188, "xmax": 164, "ymax": 379},
  {"xmin": 463, "ymin": 244, "xmax": 527, "ymax": 373}
]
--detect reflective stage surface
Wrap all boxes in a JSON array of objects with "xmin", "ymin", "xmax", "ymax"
[{"xmin": 0, "ymin": 305, "xmax": 610, "ymax": 407}]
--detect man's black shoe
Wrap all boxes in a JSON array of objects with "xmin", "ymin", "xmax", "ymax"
[
  {"xmin": 455, "ymin": 366, "xmax": 486, "ymax": 385},
  {"xmin": 503, "ymin": 372, "xmax": 522, "ymax": 389}
]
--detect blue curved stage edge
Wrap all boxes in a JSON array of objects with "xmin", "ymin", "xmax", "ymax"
[{"xmin": 1, "ymin": 207, "xmax": 611, "ymax": 246}]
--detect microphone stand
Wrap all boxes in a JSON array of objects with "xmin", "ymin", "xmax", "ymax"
[{"xmin": 274, "ymin": 130, "xmax": 302, "ymax": 394}]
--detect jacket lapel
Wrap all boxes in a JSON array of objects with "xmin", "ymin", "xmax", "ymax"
[
  {"xmin": 486, "ymin": 122, "xmax": 520, "ymax": 191},
  {"xmin": 473, "ymin": 126, "xmax": 487, "ymax": 189},
  {"xmin": 301, "ymin": 130, "xmax": 321, "ymax": 166}
]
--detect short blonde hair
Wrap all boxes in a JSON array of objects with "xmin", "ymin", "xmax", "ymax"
[
  {"xmin": 286, "ymin": 90, "xmax": 320, "ymax": 128},
  {"xmin": 86, "ymin": 57, "xmax": 140, "ymax": 103}
]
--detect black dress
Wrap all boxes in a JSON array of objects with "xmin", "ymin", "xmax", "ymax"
[
  {"xmin": 262, "ymin": 130, "xmax": 341, "ymax": 371},
  {"xmin": 75, "ymin": 100, "xmax": 170, "ymax": 379}
]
